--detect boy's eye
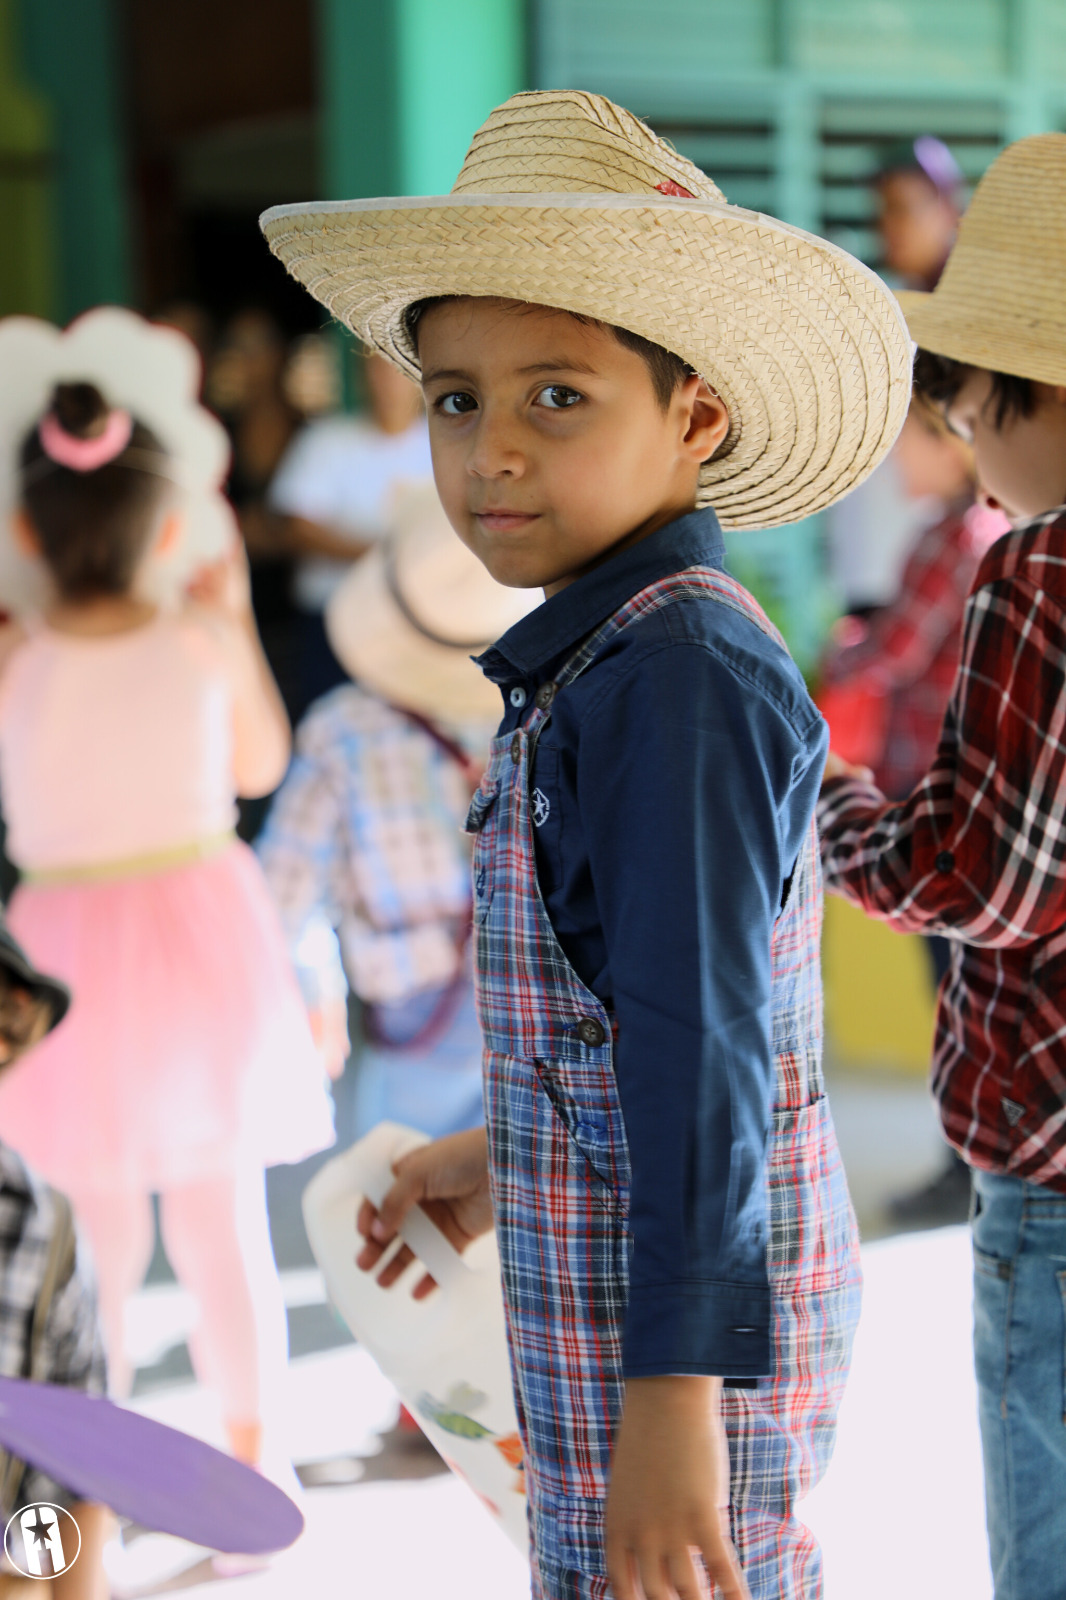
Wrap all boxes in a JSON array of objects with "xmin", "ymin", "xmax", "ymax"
[
  {"xmin": 534, "ymin": 385, "xmax": 582, "ymax": 411},
  {"xmin": 437, "ymin": 391, "xmax": 478, "ymax": 416}
]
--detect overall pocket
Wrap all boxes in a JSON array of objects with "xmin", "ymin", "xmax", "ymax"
[
  {"xmin": 531, "ymin": 1058, "xmax": 629, "ymax": 1209},
  {"xmin": 765, "ymin": 1096, "xmax": 857, "ymax": 1296}
]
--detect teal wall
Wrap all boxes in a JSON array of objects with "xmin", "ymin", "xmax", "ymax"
[
  {"xmin": 398, "ymin": 0, "xmax": 525, "ymax": 194},
  {"xmin": 318, "ymin": 0, "xmax": 525, "ymax": 407},
  {"xmin": 16, "ymin": 0, "xmax": 131, "ymax": 320},
  {"xmin": 320, "ymin": 0, "xmax": 525, "ymax": 200},
  {"xmin": 533, "ymin": 0, "xmax": 1066, "ymax": 249}
]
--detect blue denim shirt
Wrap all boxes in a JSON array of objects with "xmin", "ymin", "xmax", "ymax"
[{"xmin": 476, "ymin": 507, "xmax": 828, "ymax": 1378}]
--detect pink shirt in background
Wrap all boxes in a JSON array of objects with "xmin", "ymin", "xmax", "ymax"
[{"xmin": 0, "ymin": 614, "xmax": 237, "ymax": 872}]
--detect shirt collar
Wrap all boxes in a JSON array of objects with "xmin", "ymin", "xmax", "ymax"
[{"xmin": 477, "ymin": 506, "xmax": 726, "ymax": 684}]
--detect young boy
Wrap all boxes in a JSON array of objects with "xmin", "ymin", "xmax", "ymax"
[
  {"xmin": 262, "ymin": 91, "xmax": 911, "ymax": 1599},
  {"xmin": 816, "ymin": 133, "xmax": 1066, "ymax": 1600}
]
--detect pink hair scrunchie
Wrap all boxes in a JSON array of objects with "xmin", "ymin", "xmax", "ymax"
[{"xmin": 38, "ymin": 408, "xmax": 133, "ymax": 472}]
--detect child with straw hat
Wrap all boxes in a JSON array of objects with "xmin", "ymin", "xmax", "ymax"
[
  {"xmin": 818, "ymin": 132, "xmax": 1066, "ymax": 1600},
  {"xmin": 262, "ymin": 90, "xmax": 911, "ymax": 1599}
]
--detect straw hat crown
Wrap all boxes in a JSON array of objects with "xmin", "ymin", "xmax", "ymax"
[
  {"xmin": 451, "ymin": 90, "xmax": 725, "ymax": 202},
  {"xmin": 261, "ymin": 90, "xmax": 911, "ymax": 530},
  {"xmin": 897, "ymin": 133, "xmax": 1066, "ymax": 385}
]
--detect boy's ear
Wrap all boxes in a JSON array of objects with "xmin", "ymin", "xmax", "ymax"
[
  {"xmin": 678, "ymin": 375, "xmax": 730, "ymax": 466},
  {"xmin": 11, "ymin": 508, "xmax": 40, "ymax": 558}
]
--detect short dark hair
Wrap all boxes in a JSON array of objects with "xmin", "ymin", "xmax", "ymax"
[
  {"xmin": 20, "ymin": 383, "xmax": 170, "ymax": 601},
  {"xmin": 913, "ymin": 348, "xmax": 1035, "ymax": 431},
  {"xmin": 403, "ymin": 297, "xmax": 694, "ymax": 411}
]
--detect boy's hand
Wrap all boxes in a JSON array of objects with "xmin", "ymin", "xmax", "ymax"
[
  {"xmin": 605, "ymin": 1375, "xmax": 750, "ymax": 1600},
  {"xmin": 822, "ymin": 749, "xmax": 875, "ymax": 787},
  {"xmin": 356, "ymin": 1127, "xmax": 493, "ymax": 1299}
]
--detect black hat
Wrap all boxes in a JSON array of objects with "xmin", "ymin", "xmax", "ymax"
[{"xmin": 0, "ymin": 923, "xmax": 69, "ymax": 1032}]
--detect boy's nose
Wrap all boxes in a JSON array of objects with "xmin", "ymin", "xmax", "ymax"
[{"xmin": 467, "ymin": 411, "xmax": 525, "ymax": 479}]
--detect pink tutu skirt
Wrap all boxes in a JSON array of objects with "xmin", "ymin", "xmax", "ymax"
[{"xmin": 0, "ymin": 841, "xmax": 335, "ymax": 1192}]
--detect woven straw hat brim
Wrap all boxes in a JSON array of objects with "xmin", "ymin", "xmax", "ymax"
[
  {"xmin": 895, "ymin": 133, "xmax": 1066, "ymax": 387},
  {"xmin": 897, "ymin": 291, "xmax": 1066, "ymax": 387},
  {"xmin": 261, "ymin": 192, "xmax": 912, "ymax": 531}
]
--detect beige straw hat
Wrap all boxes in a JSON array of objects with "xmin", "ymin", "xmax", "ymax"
[
  {"xmin": 896, "ymin": 133, "xmax": 1066, "ymax": 385},
  {"xmin": 261, "ymin": 91, "xmax": 911, "ymax": 530},
  {"xmin": 325, "ymin": 482, "xmax": 540, "ymax": 722}
]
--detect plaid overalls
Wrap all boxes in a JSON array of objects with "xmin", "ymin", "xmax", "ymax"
[{"xmin": 467, "ymin": 569, "xmax": 862, "ymax": 1600}]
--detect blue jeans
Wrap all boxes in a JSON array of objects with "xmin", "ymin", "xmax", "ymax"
[
  {"xmin": 351, "ymin": 979, "xmax": 484, "ymax": 1140},
  {"xmin": 972, "ymin": 1169, "xmax": 1066, "ymax": 1599}
]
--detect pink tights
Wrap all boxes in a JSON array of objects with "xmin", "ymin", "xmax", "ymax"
[{"xmin": 69, "ymin": 1167, "xmax": 289, "ymax": 1442}]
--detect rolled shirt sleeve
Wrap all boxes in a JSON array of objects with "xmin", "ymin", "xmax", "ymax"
[{"xmin": 575, "ymin": 639, "xmax": 826, "ymax": 1377}]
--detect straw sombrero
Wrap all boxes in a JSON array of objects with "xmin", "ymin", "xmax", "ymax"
[
  {"xmin": 896, "ymin": 133, "xmax": 1066, "ymax": 385},
  {"xmin": 325, "ymin": 482, "xmax": 540, "ymax": 722},
  {"xmin": 261, "ymin": 91, "xmax": 911, "ymax": 531}
]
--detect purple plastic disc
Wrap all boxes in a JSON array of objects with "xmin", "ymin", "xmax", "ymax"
[{"xmin": 0, "ymin": 1377, "xmax": 303, "ymax": 1553}]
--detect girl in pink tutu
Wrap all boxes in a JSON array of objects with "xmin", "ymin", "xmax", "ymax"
[{"xmin": 0, "ymin": 359, "xmax": 334, "ymax": 1473}]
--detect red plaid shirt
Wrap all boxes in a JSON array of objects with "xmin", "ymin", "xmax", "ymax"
[
  {"xmin": 821, "ymin": 501, "xmax": 1005, "ymax": 797},
  {"xmin": 819, "ymin": 507, "xmax": 1066, "ymax": 1188}
]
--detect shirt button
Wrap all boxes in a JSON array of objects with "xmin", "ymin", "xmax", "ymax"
[
  {"xmin": 510, "ymin": 733, "xmax": 522, "ymax": 764},
  {"xmin": 576, "ymin": 1016, "xmax": 606, "ymax": 1048},
  {"xmin": 509, "ymin": 686, "xmax": 527, "ymax": 708},
  {"xmin": 535, "ymin": 681, "xmax": 557, "ymax": 710},
  {"xmin": 935, "ymin": 850, "xmax": 955, "ymax": 874}
]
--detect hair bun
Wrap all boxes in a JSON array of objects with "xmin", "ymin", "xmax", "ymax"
[{"xmin": 50, "ymin": 382, "xmax": 111, "ymax": 439}]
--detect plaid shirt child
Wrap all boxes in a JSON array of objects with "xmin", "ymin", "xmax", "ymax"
[
  {"xmin": 0, "ymin": 1142, "xmax": 105, "ymax": 1518},
  {"xmin": 819, "ymin": 507, "xmax": 1066, "ymax": 1186},
  {"xmin": 257, "ymin": 684, "xmax": 478, "ymax": 1006},
  {"xmin": 821, "ymin": 502, "xmax": 1004, "ymax": 797}
]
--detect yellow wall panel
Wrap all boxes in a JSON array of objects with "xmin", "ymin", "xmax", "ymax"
[{"xmin": 823, "ymin": 896, "xmax": 937, "ymax": 1075}]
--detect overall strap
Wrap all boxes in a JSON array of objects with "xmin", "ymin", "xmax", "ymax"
[{"xmin": 550, "ymin": 567, "xmax": 784, "ymax": 696}]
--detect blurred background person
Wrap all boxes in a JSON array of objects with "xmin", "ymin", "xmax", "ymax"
[
  {"xmin": 207, "ymin": 307, "xmax": 303, "ymax": 721},
  {"xmin": 818, "ymin": 396, "xmax": 1009, "ymax": 1227},
  {"xmin": 876, "ymin": 135, "xmax": 965, "ymax": 293},
  {"xmin": 827, "ymin": 136, "xmax": 965, "ymax": 620},
  {"xmin": 0, "ymin": 370, "xmax": 334, "ymax": 1481},
  {"xmin": 150, "ymin": 299, "xmax": 215, "ymax": 390},
  {"xmin": 820, "ymin": 397, "xmax": 1005, "ymax": 804},
  {"xmin": 257, "ymin": 486, "xmax": 538, "ymax": 1143},
  {"xmin": 269, "ymin": 349, "xmax": 432, "ymax": 718}
]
